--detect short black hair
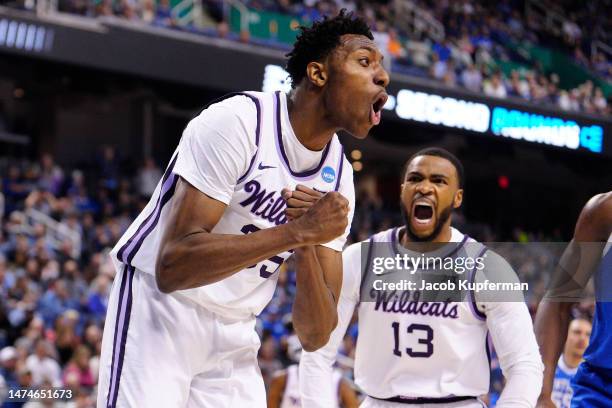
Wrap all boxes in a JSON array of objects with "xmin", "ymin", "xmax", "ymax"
[
  {"xmin": 403, "ymin": 147, "xmax": 465, "ymax": 188},
  {"xmin": 285, "ymin": 9, "xmax": 373, "ymax": 89}
]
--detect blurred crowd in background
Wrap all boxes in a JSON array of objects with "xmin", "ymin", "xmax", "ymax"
[
  {"xmin": 6, "ymin": 0, "xmax": 606, "ymax": 116},
  {"xmin": 0, "ymin": 150, "xmax": 597, "ymax": 406}
]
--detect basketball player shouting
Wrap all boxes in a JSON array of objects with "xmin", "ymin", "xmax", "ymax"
[
  {"xmin": 292, "ymin": 148, "xmax": 543, "ymax": 407},
  {"xmin": 97, "ymin": 10, "xmax": 389, "ymax": 408}
]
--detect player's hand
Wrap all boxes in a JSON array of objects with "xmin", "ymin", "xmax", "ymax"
[
  {"xmin": 535, "ymin": 396, "xmax": 557, "ymax": 408},
  {"xmin": 290, "ymin": 190, "xmax": 349, "ymax": 245},
  {"xmin": 282, "ymin": 184, "xmax": 324, "ymax": 221}
]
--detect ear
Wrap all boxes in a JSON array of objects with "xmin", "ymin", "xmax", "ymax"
[
  {"xmin": 306, "ymin": 61, "xmax": 327, "ymax": 87},
  {"xmin": 453, "ymin": 189, "xmax": 463, "ymax": 209}
]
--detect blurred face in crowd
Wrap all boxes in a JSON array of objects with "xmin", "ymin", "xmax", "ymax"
[
  {"xmin": 314, "ymin": 34, "xmax": 389, "ymax": 139},
  {"xmin": 565, "ymin": 318, "xmax": 591, "ymax": 359},
  {"xmin": 400, "ymin": 155, "xmax": 463, "ymax": 242}
]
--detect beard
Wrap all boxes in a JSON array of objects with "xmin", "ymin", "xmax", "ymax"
[{"xmin": 401, "ymin": 201, "xmax": 453, "ymax": 242}]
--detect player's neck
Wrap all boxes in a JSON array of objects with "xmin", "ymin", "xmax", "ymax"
[
  {"xmin": 400, "ymin": 225, "xmax": 453, "ymax": 250},
  {"xmin": 562, "ymin": 352, "xmax": 582, "ymax": 369},
  {"xmin": 287, "ymin": 89, "xmax": 337, "ymax": 151}
]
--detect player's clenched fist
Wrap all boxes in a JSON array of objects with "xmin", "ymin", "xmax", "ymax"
[
  {"xmin": 286, "ymin": 188, "xmax": 349, "ymax": 245},
  {"xmin": 282, "ymin": 184, "xmax": 324, "ymax": 221}
]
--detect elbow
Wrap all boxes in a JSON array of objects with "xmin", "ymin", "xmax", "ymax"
[
  {"xmin": 155, "ymin": 265, "xmax": 177, "ymax": 294},
  {"xmin": 300, "ymin": 334, "xmax": 331, "ymax": 352},
  {"xmin": 155, "ymin": 247, "xmax": 181, "ymax": 294},
  {"xmin": 297, "ymin": 314, "xmax": 338, "ymax": 352},
  {"xmin": 298, "ymin": 332, "xmax": 331, "ymax": 353},
  {"xmin": 155, "ymin": 271, "xmax": 176, "ymax": 294}
]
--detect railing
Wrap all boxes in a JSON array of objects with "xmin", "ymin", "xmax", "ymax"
[
  {"xmin": 8, "ymin": 208, "xmax": 82, "ymax": 260},
  {"xmin": 592, "ymin": 40, "xmax": 612, "ymax": 64},
  {"xmin": 225, "ymin": 0, "xmax": 249, "ymax": 33},
  {"xmin": 393, "ymin": 0, "xmax": 444, "ymax": 43},
  {"xmin": 525, "ymin": 0, "xmax": 565, "ymax": 37}
]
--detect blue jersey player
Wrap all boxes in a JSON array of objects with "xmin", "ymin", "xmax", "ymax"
[
  {"xmin": 535, "ymin": 192, "xmax": 612, "ymax": 407},
  {"xmin": 552, "ymin": 318, "xmax": 591, "ymax": 408}
]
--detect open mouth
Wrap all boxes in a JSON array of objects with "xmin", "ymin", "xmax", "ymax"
[
  {"xmin": 369, "ymin": 93, "xmax": 388, "ymax": 125},
  {"xmin": 411, "ymin": 199, "xmax": 435, "ymax": 227}
]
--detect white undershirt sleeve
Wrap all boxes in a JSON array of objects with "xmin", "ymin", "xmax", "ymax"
[{"xmin": 299, "ymin": 242, "xmax": 361, "ymax": 407}]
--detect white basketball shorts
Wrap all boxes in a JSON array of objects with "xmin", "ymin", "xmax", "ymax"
[{"xmin": 97, "ymin": 265, "xmax": 266, "ymax": 408}]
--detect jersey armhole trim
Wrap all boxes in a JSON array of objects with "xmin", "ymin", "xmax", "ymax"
[
  {"xmin": 468, "ymin": 245, "xmax": 489, "ymax": 321},
  {"xmin": 358, "ymin": 237, "xmax": 375, "ymax": 303}
]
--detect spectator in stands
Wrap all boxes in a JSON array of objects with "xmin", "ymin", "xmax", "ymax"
[
  {"xmin": 430, "ymin": 53, "xmax": 448, "ymax": 80},
  {"xmin": 558, "ymin": 90, "xmax": 571, "ymax": 111},
  {"xmin": 461, "ymin": 63, "xmax": 482, "ymax": 92},
  {"xmin": 593, "ymin": 87, "xmax": 607, "ymax": 113},
  {"xmin": 372, "ymin": 20, "xmax": 391, "ymax": 71},
  {"xmin": 483, "ymin": 71, "xmax": 507, "ymax": 98},
  {"xmin": 38, "ymin": 154, "xmax": 64, "ymax": 197},
  {"xmin": 387, "ymin": 28, "xmax": 408, "ymax": 65},
  {"xmin": 141, "ymin": 0, "xmax": 156, "ymax": 24},
  {"xmin": 432, "ymin": 38, "xmax": 452, "ymax": 62},
  {"xmin": 63, "ymin": 345, "xmax": 95, "ymax": 390},
  {"xmin": 86, "ymin": 274, "xmax": 110, "ymax": 324},
  {"xmin": 442, "ymin": 59, "xmax": 457, "ymax": 87},
  {"xmin": 137, "ymin": 157, "xmax": 162, "ymax": 198},
  {"xmin": 96, "ymin": 146, "xmax": 120, "ymax": 191},
  {"xmin": 25, "ymin": 339, "xmax": 62, "ymax": 387},
  {"xmin": 0, "ymin": 346, "xmax": 19, "ymax": 389}
]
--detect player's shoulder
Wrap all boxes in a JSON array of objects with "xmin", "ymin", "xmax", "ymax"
[
  {"xmin": 191, "ymin": 91, "xmax": 264, "ymax": 126},
  {"xmin": 576, "ymin": 191, "xmax": 612, "ymax": 241},
  {"xmin": 583, "ymin": 192, "xmax": 612, "ymax": 220},
  {"xmin": 343, "ymin": 228, "xmax": 397, "ymax": 257}
]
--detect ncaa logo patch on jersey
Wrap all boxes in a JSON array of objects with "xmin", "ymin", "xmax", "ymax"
[{"xmin": 321, "ymin": 166, "xmax": 336, "ymax": 183}]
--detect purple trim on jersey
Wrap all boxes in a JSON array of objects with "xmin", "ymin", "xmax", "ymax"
[
  {"xmin": 333, "ymin": 147, "xmax": 344, "ymax": 192},
  {"xmin": 273, "ymin": 91, "xmax": 331, "ymax": 179},
  {"xmin": 390, "ymin": 227, "xmax": 469, "ymax": 258},
  {"xmin": 371, "ymin": 395, "xmax": 477, "ymax": 404},
  {"xmin": 236, "ymin": 93, "xmax": 263, "ymax": 183},
  {"xmin": 468, "ymin": 246, "xmax": 489, "ymax": 321},
  {"xmin": 389, "ymin": 227, "xmax": 400, "ymax": 255},
  {"xmin": 486, "ymin": 331, "xmax": 492, "ymax": 366},
  {"xmin": 116, "ymin": 154, "xmax": 178, "ymax": 264},
  {"xmin": 126, "ymin": 174, "xmax": 178, "ymax": 266},
  {"xmin": 106, "ymin": 265, "xmax": 135, "ymax": 408},
  {"xmin": 359, "ymin": 237, "xmax": 376, "ymax": 302}
]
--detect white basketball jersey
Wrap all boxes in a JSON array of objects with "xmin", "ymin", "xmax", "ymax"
[
  {"xmin": 110, "ymin": 91, "xmax": 353, "ymax": 318},
  {"xmin": 281, "ymin": 365, "xmax": 342, "ymax": 408},
  {"xmin": 354, "ymin": 227, "xmax": 491, "ymax": 398}
]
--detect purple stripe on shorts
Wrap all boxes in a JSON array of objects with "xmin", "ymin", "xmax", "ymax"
[
  {"xmin": 106, "ymin": 265, "xmax": 129, "ymax": 407},
  {"xmin": 274, "ymin": 91, "xmax": 331, "ymax": 179},
  {"xmin": 468, "ymin": 246, "xmax": 488, "ymax": 321},
  {"xmin": 109, "ymin": 266, "xmax": 135, "ymax": 408}
]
